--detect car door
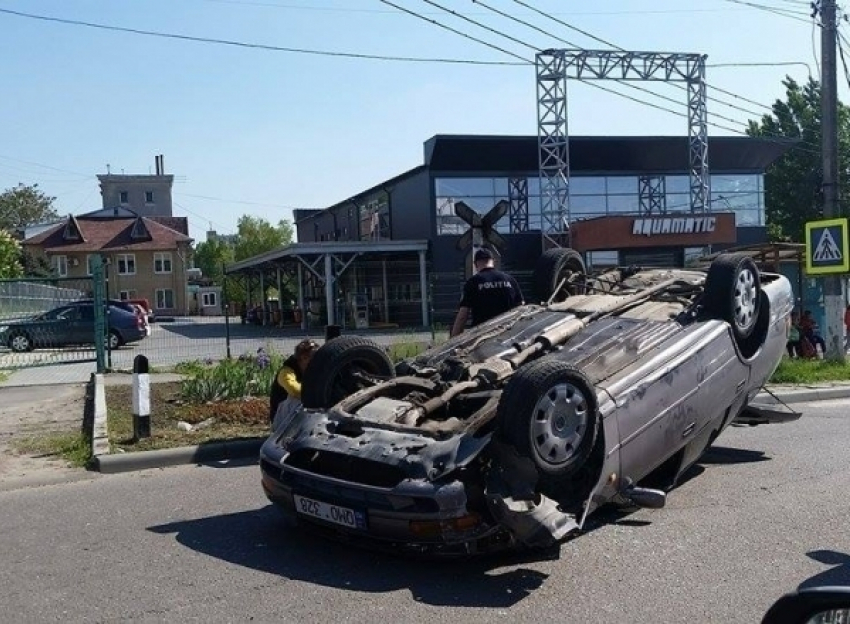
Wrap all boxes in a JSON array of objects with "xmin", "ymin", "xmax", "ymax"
[
  {"xmin": 33, "ymin": 306, "xmax": 77, "ymax": 348},
  {"xmin": 603, "ymin": 322, "xmax": 750, "ymax": 482},
  {"xmin": 68, "ymin": 304, "xmax": 97, "ymax": 345}
]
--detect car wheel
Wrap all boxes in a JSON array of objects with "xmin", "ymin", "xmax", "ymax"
[
  {"xmin": 301, "ymin": 336, "xmax": 395, "ymax": 409},
  {"xmin": 533, "ymin": 248, "xmax": 586, "ymax": 304},
  {"xmin": 496, "ymin": 359, "xmax": 600, "ymax": 490},
  {"xmin": 703, "ymin": 253, "xmax": 761, "ymax": 342},
  {"xmin": 106, "ymin": 330, "xmax": 122, "ymax": 350},
  {"xmin": 8, "ymin": 332, "xmax": 33, "ymax": 353}
]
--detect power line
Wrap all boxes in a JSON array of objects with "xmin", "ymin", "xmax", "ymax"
[
  {"xmin": 197, "ymin": 0, "xmax": 767, "ymax": 16},
  {"xmin": 0, "ymin": 7, "xmax": 525, "ymax": 66},
  {"xmin": 0, "ymin": 154, "xmax": 93, "ymax": 179},
  {"xmin": 505, "ymin": 0, "xmax": 777, "ymax": 113},
  {"xmin": 493, "ymin": 0, "xmax": 822, "ymax": 153},
  {"xmin": 172, "ymin": 200, "xmax": 234, "ymax": 236},
  {"xmin": 388, "ymin": 0, "xmax": 748, "ymax": 133},
  {"xmin": 470, "ymin": 0, "xmax": 763, "ymax": 121},
  {"xmin": 174, "ymin": 192, "xmax": 314, "ymax": 210},
  {"xmin": 376, "ymin": 0, "xmax": 529, "ymax": 63},
  {"xmin": 720, "ymin": 0, "xmax": 815, "ymax": 23}
]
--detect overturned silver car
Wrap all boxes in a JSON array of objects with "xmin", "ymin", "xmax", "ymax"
[{"xmin": 260, "ymin": 250, "xmax": 798, "ymax": 556}]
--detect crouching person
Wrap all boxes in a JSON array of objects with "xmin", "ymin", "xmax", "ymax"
[{"xmin": 269, "ymin": 339, "xmax": 319, "ymax": 431}]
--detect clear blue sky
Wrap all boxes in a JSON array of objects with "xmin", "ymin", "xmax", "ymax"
[{"xmin": 0, "ymin": 0, "xmax": 841, "ymax": 242}]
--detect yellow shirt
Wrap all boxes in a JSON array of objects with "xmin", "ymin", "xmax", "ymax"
[{"xmin": 276, "ymin": 365, "xmax": 302, "ymax": 400}]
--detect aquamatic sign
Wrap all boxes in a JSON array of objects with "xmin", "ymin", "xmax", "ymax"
[
  {"xmin": 632, "ymin": 216, "xmax": 717, "ymax": 237},
  {"xmin": 568, "ymin": 213, "xmax": 736, "ymax": 251}
]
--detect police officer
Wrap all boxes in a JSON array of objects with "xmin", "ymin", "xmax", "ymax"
[{"xmin": 450, "ymin": 248, "xmax": 524, "ymax": 337}]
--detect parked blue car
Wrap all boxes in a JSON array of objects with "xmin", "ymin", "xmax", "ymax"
[{"xmin": 0, "ymin": 301, "xmax": 148, "ymax": 352}]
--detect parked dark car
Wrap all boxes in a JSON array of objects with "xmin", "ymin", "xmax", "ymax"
[
  {"xmin": 0, "ymin": 301, "xmax": 148, "ymax": 352},
  {"xmin": 260, "ymin": 250, "xmax": 799, "ymax": 557}
]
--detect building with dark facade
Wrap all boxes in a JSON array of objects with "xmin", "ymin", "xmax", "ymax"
[{"xmin": 291, "ymin": 134, "xmax": 793, "ymax": 325}]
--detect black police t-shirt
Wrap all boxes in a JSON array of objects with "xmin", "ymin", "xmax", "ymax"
[{"xmin": 459, "ymin": 267, "xmax": 524, "ymax": 326}]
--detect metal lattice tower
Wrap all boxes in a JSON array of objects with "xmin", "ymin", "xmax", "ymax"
[
  {"xmin": 536, "ymin": 49, "xmax": 710, "ymax": 237},
  {"xmin": 508, "ymin": 177, "xmax": 529, "ymax": 232},
  {"xmin": 638, "ymin": 175, "xmax": 667, "ymax": 215}
]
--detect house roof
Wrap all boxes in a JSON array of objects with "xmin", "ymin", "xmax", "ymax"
[
  {"xmin": 78, "ymin": 207, "xmax": 190, "ymax": 235},
  {"xmin": 423, "ymin": 134, "xmax": 798, "ymax": 173},
  {"xmin": 22, "ymin": 214, "xmax": 193, "ymax": 253}
]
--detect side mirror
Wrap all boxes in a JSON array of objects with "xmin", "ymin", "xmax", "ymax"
[{"xmin": 762, "ymin": 587, "xmax": 850, "ymax": 624}]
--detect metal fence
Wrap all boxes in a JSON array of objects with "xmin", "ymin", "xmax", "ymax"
[
  {"xmin": 0, "ymin": 259, "xmax": 454, "ymax": 386},
  {"xmin": 0, "ymin": 274, "xmax": 106, "ymax": 372}
]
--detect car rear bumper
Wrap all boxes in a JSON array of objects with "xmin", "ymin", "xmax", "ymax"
[{"xmin": 118, "ymin": 327, "xmax": 148, "ymax": 344}]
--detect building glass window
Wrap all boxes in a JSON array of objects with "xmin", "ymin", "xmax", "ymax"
[
  {"xmin": 665, "ymin": 176, "xmax": 691, "ymax": 194},
  {"xmin": 587, "ymin": 250, "xmax": 618, "ymax": 269},
  {"xmin": 570, "ymin": 195, "xmax": 607, "ymax": 221},
  {"xmin": 712, "ymin": 191, "xmax": 763, "ymax": 225},
  {"xmin": 434, "ymin": 177, "xmax": 511, "ymax": 236},
  {"xmin": 116, "ymin": 254, "xmax": 136, "ymax": 275},
  {"xmin": 145, "ymin": 191, "xmax": 155, "ymax": 203},
  {"xmin": 606, "ymin": 176, "xmax": 638, "ymax": 195},
  {"xmin": 52, "ymin": 255, "xmax": 68, "ymax": 277},
  {"xmin": 156, "ymin": 288, "xmax": 175, "ymax": 310},
  {"xmin": 433, "ymin": 172, "xmax": 765, "ymax": 235},
  {"xmin": 119, "ymin": 191, "xmax": 129, "ymax": 204},
  {"xmin": 154, "ymin": 252, "xmax": 173, "ymax": 274},
  {"xmin": 202, "ymin": 292, "xmax": 217, "ymax": 307},
  {"xmin": 607, "ymin": 195, "xmax": 640, "ymax": 214},
  {"xmin": 119, "ymin": 290, "xmax": 136, "ymax": 300},
  {"xmin": 360, "ymin": 191, "xmax": 391, "ymax": 241}
]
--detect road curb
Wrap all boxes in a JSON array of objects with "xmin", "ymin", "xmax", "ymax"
[
  {"xmin": 757, "ymin": 386, "xmax": 850, "ymax": 405},
  {"xmin": 85, "ymin": 386, "xmax": 850, "ymax": 475},
  {"xmin": 93, "ymin": 438, "xmax": 265, "ymax": 474},
  {"xmin": 91, "ymin": 373, "xmax": 110, "ymax": 457}
]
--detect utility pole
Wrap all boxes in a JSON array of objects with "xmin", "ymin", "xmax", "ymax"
[{"xmin": 820, "ymin": 0, "xmax": 846, "ymax": 361}]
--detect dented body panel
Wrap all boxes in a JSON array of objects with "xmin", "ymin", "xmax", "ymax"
[{"xmin": 259, "ymin": 266, "xmax": 795, "ymax": 557}]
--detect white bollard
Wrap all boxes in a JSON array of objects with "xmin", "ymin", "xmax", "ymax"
[{"xmin": 132, "ymin": 354, "xmax": 151, "ymax": 440}]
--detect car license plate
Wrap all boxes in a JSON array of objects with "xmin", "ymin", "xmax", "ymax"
[{"xmin": 293, "ymin": 495, "xmax": 367, "ymax": 530}]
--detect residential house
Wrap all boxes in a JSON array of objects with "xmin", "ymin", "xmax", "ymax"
[{"xmin": 22, "ymin": 211, "xmax": 194, "ymax": 316}]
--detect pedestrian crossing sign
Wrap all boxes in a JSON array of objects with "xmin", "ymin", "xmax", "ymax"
[{"xmin": 805, "ymin": 217, "xmax": 850, "ymax": 275}]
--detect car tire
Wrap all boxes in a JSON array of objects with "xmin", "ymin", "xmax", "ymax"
[
  {"xmin": 496, "ymin": 359, "xmax": 600, "ymax": 493},
  {"xmin": 533, "ymin": 248, "xmax": 586, "ymax": 304},
  {"xmin": 301, "ymin": 336, "xmax": 395, "ymax": 409},
  {"xmin": 106, "ymin": 330, "xmax": 122, "ymax": 350},
  {"xmin": 8, "ymin": 331, "xmax": 33, "ymax": 353},
  {"xmin": 703, "ymin": 253, "xmax": 761, "ymax": 342}
]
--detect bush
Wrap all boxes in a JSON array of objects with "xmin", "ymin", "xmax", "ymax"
[{"xmin": 180, "ymin": 348, "xmax": 284, "ymax": 403}]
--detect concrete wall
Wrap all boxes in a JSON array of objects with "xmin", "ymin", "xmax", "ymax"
[{"xmin": 97, "ymin": 174, "xmax": 174, "ymax": 217}]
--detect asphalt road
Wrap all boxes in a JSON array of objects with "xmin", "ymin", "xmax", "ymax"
[
  {"xmin": 1, "ymin": 399, "xmax": 848, "ymax": 623},
  {"xmin": 0, "ymin": 319, "xmax": 440, "ymax": 386}
]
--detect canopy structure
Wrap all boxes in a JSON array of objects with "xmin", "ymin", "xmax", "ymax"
[
  {"xmin": 225, "ymin": 240, "xmax": 431, "ymax": 329},
  {"xmin": 692, "ymin": 242, "xmax": 805, "ymax": 271}
]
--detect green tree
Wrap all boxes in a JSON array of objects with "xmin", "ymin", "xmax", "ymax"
[
  {"xmin": 19, "ymin": 249, "xmax": 53, "ymax": 278},
  {"xmin": 233, "ymin": 215, "xmax": 293, "ymax": 261},
  {"xmin": 193, "ymin": 236, "xmax": 235, "ymax": 285},
  {"xmin": 746, "ymin": 76, "xmax": 850, "ymax": 242},
  {"xmin": 0, "ymin": 183, "xmax": 60, "ymax": 232},
  {"xmin": 0, "ymin": 230, "xmax": 23, "ymax": 278}
]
